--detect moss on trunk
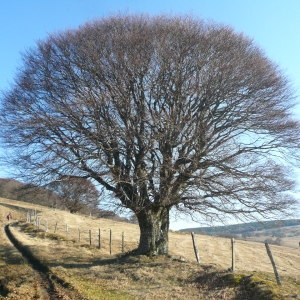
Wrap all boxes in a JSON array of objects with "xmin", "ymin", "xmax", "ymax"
[{"xmin": 136, "ymin": 206, "xmax": 170, "ymax": 255}]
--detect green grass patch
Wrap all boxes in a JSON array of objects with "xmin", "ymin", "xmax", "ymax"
[
  {"xmin": 53, "ymin": 268, "xmax": 133, "ymax": 300},
  {"xmin": 231, "ymin": 272, "xmax": 300, "ymax": 300}
]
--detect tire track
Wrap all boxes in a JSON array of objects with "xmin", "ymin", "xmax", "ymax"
[{"xmin": 4, "ymin": 223, "xmax": 82, "ymax": 299}]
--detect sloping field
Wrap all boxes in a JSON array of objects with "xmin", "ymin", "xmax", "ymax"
[
  {"xmin": 245, "ymin": 225, "xmax": 300, "ymax": 248},
  {"xmin": 1, "ymin": 197, "xmax": 299, "ymax": 275},
  {"xmin": 1, "ymin": 197, "xmax": 300, "ymax": 299}
]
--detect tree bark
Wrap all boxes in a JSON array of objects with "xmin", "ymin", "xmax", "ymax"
[{"xmin": 136, "ymin": 206, "xmax": 170, "ymax": 256}]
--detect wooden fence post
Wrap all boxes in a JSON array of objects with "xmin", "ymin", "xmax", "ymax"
[
  {"xmin": 191, "ymin": 232, "xmax": 200, "ymax": 263},
  {"xmin": 89, "ymin": 230, "xmax": 92, "ymax": 246},
  {"xmin": 110, "ymin": 229, "xmax": 112, "ymax": 255},
  {"xmin": 122, "ymin": 232, "xmax": 124, "ymax": 253},
  {"xmin": 98, "ymin": 229, "xmax": 101, "ymax": 249},
  {"xmin": 54, "ymin": 222, "xmax": 58, "ymax": 233},
  {"xmin": 265, "ymin": 243, "xmax": 281, "ymax": 285},
  {"xmin": 231, "ymin": 238, "xmax": 235, "ymax": 272},
  {"xmin": 78, "ymin": 228, "xmax": 81, "ymax": 242}
]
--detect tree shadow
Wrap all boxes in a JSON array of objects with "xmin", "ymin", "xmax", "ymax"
[
  {"xmin": 47, "ymin": 251, "xmax": 134, "ymax": 269},
  {"xmin": 0, "ymin": 244, "xmax": 25, "ymax": 265},
  {"xmin": 0, "ymin": 244, "xmax": 25, "ymax": 297}
]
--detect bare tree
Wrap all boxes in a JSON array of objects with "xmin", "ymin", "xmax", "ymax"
[
  {"xmin": 48, "ymin": 176, "xmax": 100, "ymax": 213},
  {"xmin": 1, "ymin": 15, "xmax": 299, "ymax": 255}
]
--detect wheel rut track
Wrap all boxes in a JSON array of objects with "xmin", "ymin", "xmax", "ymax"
[{"xmin": 4, "ymin": 223, "xmax": 82, "ymax": 299}]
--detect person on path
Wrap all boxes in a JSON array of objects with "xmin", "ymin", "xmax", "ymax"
[{"xmin": 6, "ymin": 212, "xmax": 12, "ymax": 221}]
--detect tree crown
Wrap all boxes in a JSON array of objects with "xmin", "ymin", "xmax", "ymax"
[{"xmin": 1, "ymin": 15, "xmax": 299, "ymax": 222}]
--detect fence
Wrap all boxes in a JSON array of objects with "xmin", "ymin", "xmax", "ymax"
[
  {"xmin": 26, "ymin": 210, "xmax": 138, "ymax": 255},
  {"xmin": 21, "ymin": 208, "xmax": 300, "ymax": 283},
  {"xmin": 192, "ymin": 234, "xmax": 282, "ymax": 285}
]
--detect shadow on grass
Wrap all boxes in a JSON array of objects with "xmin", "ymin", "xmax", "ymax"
[
  {"xmin": 47, "ymin": 250, "xmax": 137, "ymax": 269},
  {"xmin": 0, "ymin": 244, "xmax": 25, "ymax": 265}
]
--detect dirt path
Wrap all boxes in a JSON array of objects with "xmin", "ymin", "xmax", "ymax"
[
  {"xmin": 4, "ymin": 223, "xmax": 56, "ymax": 298},
  {"xmin": 2, "ymin": 223, "xmax": 86, "ymax": 299},
  {"xmin": 0, "ymin": 223, "xmax": 48, "ymax": 298},
  {"xmin": 0, "ymin": 203, "xmax": 84, "ymax": 299}
]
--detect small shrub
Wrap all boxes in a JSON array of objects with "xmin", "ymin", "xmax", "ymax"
[{"xmin": 45, "ymin": 233, "xmax": 68, "ymax": 241}]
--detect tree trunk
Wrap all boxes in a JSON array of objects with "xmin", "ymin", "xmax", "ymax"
[{"xmin": 136, "ymin": 206, "xmax": 170, "ymax": 256}]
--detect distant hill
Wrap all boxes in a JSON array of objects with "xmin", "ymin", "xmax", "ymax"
[
  {"xmin": 0, "ymin": 178, "xmax": 58, "ymax": 206},
  {"xmin": 0, "ymin": 178, "xmax": 128, "ymax": 222},
  {"xmin": 180, "ymin": 219, "xmax": 300, "ymax": 237}
]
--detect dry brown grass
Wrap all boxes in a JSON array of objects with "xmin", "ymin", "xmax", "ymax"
[
  {"xmin": 246, "ymin": 226, "xmax": 300, "ymax": 249},
  {"xmin": 0, "ymin": 206, "xmax": 51, "ymax": 299},
  {"xmin": 1, "ymin": 197, "xmax": 300, "ymax": 299}
]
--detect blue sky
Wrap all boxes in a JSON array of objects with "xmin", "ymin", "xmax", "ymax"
[
  {"xmin": 1, "ymin": 0, "xmax": 300, "ymax": 228},
  {"xmin": 1, "ymin": 0, "xmax": 300, "ymax": 94}
]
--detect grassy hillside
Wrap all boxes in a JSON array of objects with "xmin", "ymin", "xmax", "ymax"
[
  {"xmin": 180, "ymin": 220, "xmax": 300, "ymax": 248},
  {"xmin": 0, "ymin": 178, "xmax": 128, "ymax": 221},
  {"xmin": 181, "ymin": 219, "xmax": 300, "ymax": 235},
  {"xmin": 1, "ymin": 198, "xmax": 300, "ymax": 299}
]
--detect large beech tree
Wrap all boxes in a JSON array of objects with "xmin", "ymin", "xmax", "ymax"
[{"xmin": 1, "ymin": 15, "xmax": 299, "ymax": 255}]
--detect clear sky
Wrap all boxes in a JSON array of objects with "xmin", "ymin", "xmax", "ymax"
[{"xmin": 1, "ymin": 0, "xmax": 300, "ymax": 229}]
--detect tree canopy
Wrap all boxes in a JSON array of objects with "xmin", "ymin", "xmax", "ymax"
[
  {"xmin": 1, "ymin": 15, "xmax": 299, "ymax": 255},
  {"xmin": 48, "ymin": 176, "xmax": 100, "ymax": 213}
]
